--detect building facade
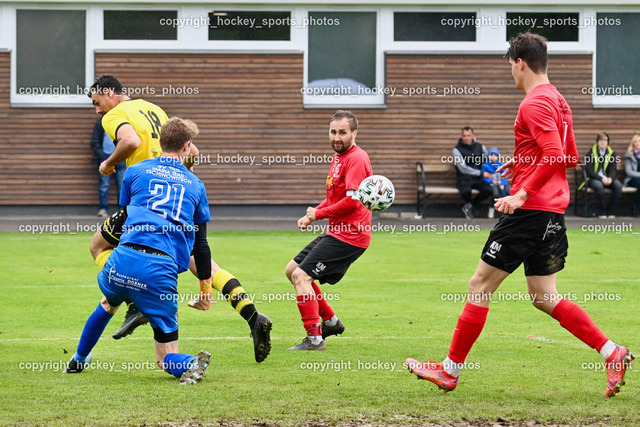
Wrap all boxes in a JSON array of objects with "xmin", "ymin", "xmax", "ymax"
[{"xmin": 0, "ymin": 1, "xmax": 638, "ymax": 207}]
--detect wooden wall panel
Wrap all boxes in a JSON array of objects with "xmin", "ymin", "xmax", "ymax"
[{"xmin": 0, "ymin": 52, "xmax": 636, "ymax": 207}]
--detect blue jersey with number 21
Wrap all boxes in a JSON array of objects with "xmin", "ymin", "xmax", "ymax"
[{"xmin": 119, "ymin": 157, "xmax": 210, "ymax": 272}]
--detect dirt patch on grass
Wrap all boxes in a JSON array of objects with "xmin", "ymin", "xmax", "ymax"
[{"xmin": 154, "ymin": 416, "xmax": 620, "ymax": 427}]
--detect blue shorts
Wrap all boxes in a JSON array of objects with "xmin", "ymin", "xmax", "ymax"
[{"xmin": 98, "ymin": 245, "xmax": 179, "ymax": 334}]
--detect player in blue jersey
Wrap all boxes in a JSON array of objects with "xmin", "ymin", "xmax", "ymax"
[
  {"xmin": 65, "ymin": 117, "xmax": 213, "ymax": 384},
  {"xmin": 87, "ymin": 76, "xmax": 271, "ymax": 363}
]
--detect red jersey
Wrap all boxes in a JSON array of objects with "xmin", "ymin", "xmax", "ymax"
[
  {"xmin": 315, "ymin": 144, "xmax": 373, "ymax": 248},
  {"xmin": 511, "ymin": 83, "xmax": 578, "ymax": 214}
]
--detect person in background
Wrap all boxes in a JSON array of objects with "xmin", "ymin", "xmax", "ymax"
[
  {"xmin": 453, "ymin": 126, "xmax": 494, "ymax": 219},
  {"xmin": 90, "ymin": 116, "xmax": 125, "ymax": 217},
  {"xmin": 481, "ymin": 147, "xmax": 510, "ymax": 218},
  {"xmin": 623, "ymin": 132, "xmax": 640, "ymax": 216},
  {"xmin": 583, "ymin": 132, "xmax": 622, "ymax": 218}
]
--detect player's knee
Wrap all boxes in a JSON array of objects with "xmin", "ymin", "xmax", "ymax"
[
  {"xmin": 89, "ymin": 232, "xmax": 110, "ymax": 259},
  {"xmin": 100, "ymin": 296, "xmax": 120, "ymax": 315},
  {"xmin": 154, "ymin": 328, "xmax": 178, "ymax": 344},
  {"xmin": 468, "ymin": 273, "xmax": 489, "ymax": 294},
  {"xmin": 284, "ymin": 261, "xmax": 297, "ymax": 282},
  {"xmin": 291, "ymin": 268, "xmax": 311, "ymax": 289}
]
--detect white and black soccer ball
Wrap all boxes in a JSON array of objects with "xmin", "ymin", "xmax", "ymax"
[{"xmin": 357, "ymin": 175, "xmax": 395, "ymax": 212}]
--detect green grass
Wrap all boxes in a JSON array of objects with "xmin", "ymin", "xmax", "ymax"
[{"xmin": 1, "ymin": 228, "xmax": 638, "ymax": 426}]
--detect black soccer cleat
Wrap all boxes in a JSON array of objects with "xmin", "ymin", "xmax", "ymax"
[
  {"xmin": 250, "ymin": 312, "xmax": 272, "ymax": 363},
  {"xmin": 63, "ymin": 353, "xmax": 93, "ymax": 374},
  {"xmin": 322, "ymin": 319, "xmax": 345, "ymax": 339},
  {"xmin": 113, "ymin": 303, "xmax": 149, "ymax": 340}
]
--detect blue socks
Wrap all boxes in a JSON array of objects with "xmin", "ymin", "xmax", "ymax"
[
  {"xmin": 74, "ymin": 303, "xmax": 196, "ymax": 379},
  {"xmin": 163, "ymin": 353, "xmax": 196, "ymax": 378},
  {"xmin": 75, "ymin": 303, "xmax": 113, "ymax": 361}
]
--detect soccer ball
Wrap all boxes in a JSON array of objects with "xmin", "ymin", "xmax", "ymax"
[{"xmin": 358, "ymin": 175, "xmax": 395, "ymax": 212}]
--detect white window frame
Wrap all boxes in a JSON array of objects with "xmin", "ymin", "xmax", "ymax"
[
  {"xmin": 202, "ymin": 6, "xmax": 303, "ymax": 52},
  {"xmin": 96, "ymin": 6, "xmax": 181, "ymax": 49},
  {"xmin": 383, "ymin": 7, "xmax": 591, "ymax": 54},
  {"xmin": 302, "ymin": 7, "xmax": 385, "ymax": 109},
  {"xmin": 589, "ymin": 8, "xmax": 640, "ymax": 108},
  {"xmin": 10, "ymin": 5, "xmax": 94, "ymax": 107},
  {"xmin": 0, "ymin": 7, "xmax": 7, "ymax": 50},
  {"xmin": 5, "ymin": 3, "xmax": 639, "ymax": 109}
]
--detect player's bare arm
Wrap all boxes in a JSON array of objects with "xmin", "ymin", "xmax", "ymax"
[{"xmin": 99, "ymin": 124, "xmax": 140, "ymax": 175}]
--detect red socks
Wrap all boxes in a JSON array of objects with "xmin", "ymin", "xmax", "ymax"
[
  {"xmin": 296, "ymin": 294, "xmax": 321, "ymax": 337},
  {"xmin": 445, "ymin": 298, "xmax": 609, "ymax": 365},
  {"xmin": 311, "ymin": 282, "xmax": 335, "ymax": 321},
  {"xmin": 551, "ymin": 299, "xmax": 609, "ymax": 351},
  {"xmin": 448, "ymin": 302, "xmax": 490, "ymax": 364}
]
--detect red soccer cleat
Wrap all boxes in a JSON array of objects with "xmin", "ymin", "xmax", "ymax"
[
  {"xmin": 605, "ymin": 346, "xmax": 634, "ymax": 397},
  {"xmin": 406, "ymin": 357, "xmax": 458, "ymax": 393}
]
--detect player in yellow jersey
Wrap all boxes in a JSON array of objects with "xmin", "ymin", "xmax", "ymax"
[{"xmin": 86, "ymin": 75, "xmax": 272, "ymax": 363}]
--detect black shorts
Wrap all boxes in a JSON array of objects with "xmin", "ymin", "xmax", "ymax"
[
  {"xmin": 480, "ymin": 209, "xmax": 568, "ymax": 276},
  {"xmin": 100, "ymin": 207, "xmax": 128, "ymax": 245},
  {"xmin": 293, "ymin": 233, "xmax": 366, "ymax": 285}
]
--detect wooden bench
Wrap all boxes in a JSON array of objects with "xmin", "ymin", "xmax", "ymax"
[
  {"xmin": 416, "ymin": 162, "xmax": 479, "ymax": 217},
  {"xmin": 574, "ymin": 164, "xmax": 637, "ymax": 217}
]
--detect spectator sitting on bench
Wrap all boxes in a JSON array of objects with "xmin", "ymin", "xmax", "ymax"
[
  {"xmin": 453, "ymin": 126, "xmax": 493, "ymax": 219},
  {"xmin": 624, "ymin": 132, "xmax": 640, "ymax": 216},
  {"xmin": 482, "ymin": 147, "xmax": 510, "ymax": 199},
  {"xmin": 583, "ymin": 131, "xmax": 622, "ymax": 219}
]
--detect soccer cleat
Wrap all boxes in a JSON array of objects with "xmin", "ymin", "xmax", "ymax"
[
  {"xmin": 406, "ymin": 357, "xmax": 458, "ymax": 393},
  {"xmin": 188, "ymin": 279, "xmax": 213, "ymax": 311},
  {"xmin": 321, "ymin": 319, "xmax": 345, "ymax": 339},
  {"xmin": 288, "ymin": 337, "xmax": 326, "ymax": 351},
  {"xmin": 250, "ymin": 312, "xmax": 272, "ymax": 363},
  {"xmin": 113, "ymin": 303, "xmax": 149, "ymax": 340},
  {"xmin": 63, "ymin": 353, "xmax": 93, "ymax": 374},
  {"xmin": 180, "ymin": 350, "xmax": 211, "ymax": 385},
  {"xmin": 604, "ymin": 346, "xmax": 635, "ymax": 397}
]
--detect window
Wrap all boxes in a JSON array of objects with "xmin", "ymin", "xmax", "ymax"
[
  {"xmin": 208, "ymin": 11, "xmax": 291, "ymax": 41},
  {"xmin": 505, "ymin": 12, "xmax": 579, "ymax": 42},
  {"xmin": 595, "ymin": 13, "xmax": 640, "ymax": 102},
  {"xmin": 306, "ymin": 11, "xmax": 378, "ymax": 105},
  {"xmin": 394, "ymin": 12, "xmax": 476, "ymax": 42},
  {"xmin": 103, "ymin": 10, "xmax": 177, "ymax": 40},
  {"xmin": 16, "ymin": 10, "xmax": 85, "ymax": 98}
]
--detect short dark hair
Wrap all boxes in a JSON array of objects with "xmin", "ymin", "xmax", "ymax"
[
  {"xmin": 88, "ymin": 75, "xmax": 123, "ymax": 98},
  {"xmin": 462, "ymin": 126, "xmax": 474, "ymax": 133},
  {"xmin": 505, "ymin": 32, "xmax": 548, "ymax": 74},
  {"xmin": 160, "ymin": 117, "xmax": 199, "ymax": 153},
  {"xmin": 330, "ymin": 110, "xmax": 358, "ymax": 131},
  {"xmin": 596, "ymin": 131, "xmax": 610, "ymax": 144}
]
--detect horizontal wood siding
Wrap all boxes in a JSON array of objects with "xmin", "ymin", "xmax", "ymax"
[{"xmin": 0, "ymin": 52, "xmax": 636, "ymax": 206}]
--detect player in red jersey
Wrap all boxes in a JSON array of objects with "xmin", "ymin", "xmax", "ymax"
[
  {"xmin": 285, "ymin": 110, "xmax": 373, "ymax": 350},
  {"xmin": 407, "ymin": 32, "xmax": 633, "ymax": 396}
]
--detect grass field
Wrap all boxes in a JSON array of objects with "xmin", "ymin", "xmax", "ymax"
[{"xmin": 1, "ymin": 227, "xmax": 638, "ymax": 426}]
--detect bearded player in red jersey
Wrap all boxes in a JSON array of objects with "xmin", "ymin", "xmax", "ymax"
[
  {"xmin": 407, "ymin": 32, "xmax": 634, "ymax": 397},
  {"xmin": 285, "ymin": 110, "xmax": 372, "ymax": 350}
]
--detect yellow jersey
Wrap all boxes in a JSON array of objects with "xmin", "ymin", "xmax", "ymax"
[{"xmin": 101, "ymin": 98, "xmax": 168, "ymax": 167}]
